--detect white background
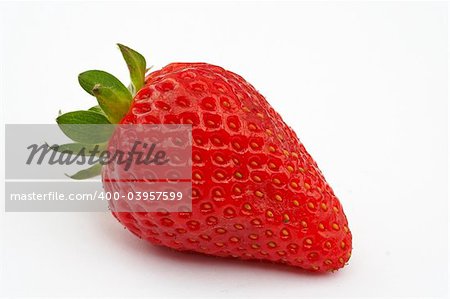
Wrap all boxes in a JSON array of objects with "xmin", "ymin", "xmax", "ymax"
[{"xmin": 0, "ymin": 1, "xmax": 448, "ymax": 298}]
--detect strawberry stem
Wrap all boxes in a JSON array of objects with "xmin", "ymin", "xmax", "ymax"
[{"xmin": 55, "ymin": 43, "xmax": 149, "ymax": 179}]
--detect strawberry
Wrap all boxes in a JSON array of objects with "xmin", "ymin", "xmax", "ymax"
[{"xmin": 56, "ymin": 44, "xmax": 352, "ymax": 272}]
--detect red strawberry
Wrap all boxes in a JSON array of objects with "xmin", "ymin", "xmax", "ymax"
[{"xmin": 57, "ymin": 44, "xmax": 352, "ymax": 272}]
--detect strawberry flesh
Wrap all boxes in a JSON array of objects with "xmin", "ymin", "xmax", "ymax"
[{"xmin": 103, "ymin": 63, "xmax": 352, "ymax": 272}]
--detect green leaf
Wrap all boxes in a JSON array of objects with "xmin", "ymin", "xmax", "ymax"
[
  {"xmin": 78, "ymin": 70, "xmax": 132, "ymax": 123},
  {"xmin": 56, "ymin": 110, "xmax": 114, "ymax": 143},
  {"xmin": 118, "ymin": 43, "xmax": 146, "ymax": 95},
  {"xmin": 48, "ymin": 142, "xmax": 107, "ymax": 156},
  {"xmin": 66, "ymin": 163, "xmax": 102, "ymax": 180},
  {"xmin": 56, "ymin": 110, "xmax": 110, "ymax": 124},
  {"xmin": 88, "ymin": 105, "xmax": 105, "ymax": 115}
]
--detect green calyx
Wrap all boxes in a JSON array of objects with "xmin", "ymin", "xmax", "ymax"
[
  {"xmin": 55, "ymin": 43, "xmax": 147, "ymax": 179},
  {"xmin": 117, "ymin": 43, "xmax": 147, "ymax": 95},
  {"xmin": 78, "ymin": 70, "xmax": 132, "ymax": 124}
]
